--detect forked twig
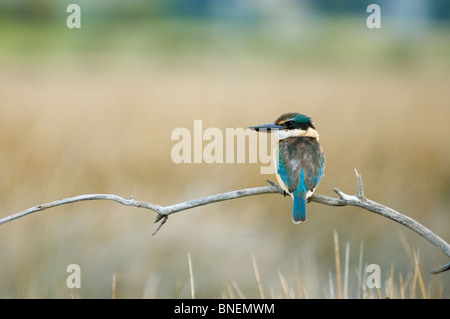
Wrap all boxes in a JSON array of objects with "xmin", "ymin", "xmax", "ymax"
[{"xmin": 1, "ymin": 169, "xmax": 448, "ymax": 274}]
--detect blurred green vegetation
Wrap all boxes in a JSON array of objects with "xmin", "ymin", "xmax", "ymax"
[
  {"xmin": 0, "ymin": 0, "xmax": 449, "ymax": 68},
  {"xmin": 0, "ymin": 1, "xmax": 449, "ymax": 298}
]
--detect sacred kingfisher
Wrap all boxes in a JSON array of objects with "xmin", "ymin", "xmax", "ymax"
[{"xmin": 249, "ymin": 113, "xmax": 325, "ymax": 223}]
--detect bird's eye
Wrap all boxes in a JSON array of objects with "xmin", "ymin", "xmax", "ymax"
[{"xmin": 285, "ymin": 120, "xmax": 294, "ymax": 128}]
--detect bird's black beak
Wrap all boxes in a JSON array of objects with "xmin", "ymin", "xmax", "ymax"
[{"xmin": 248, "ymin": 123, "xmax": 284, "ymax": 132}]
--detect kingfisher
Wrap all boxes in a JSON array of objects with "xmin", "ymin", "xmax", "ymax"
[{"xmin": 249, "ymin": 113, "xmax": 325, "ymax": 223}]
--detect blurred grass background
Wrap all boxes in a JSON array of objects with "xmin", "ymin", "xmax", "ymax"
[{"xmin": 0, "ymin": 0, "xmax": 449, "ymax": 298}]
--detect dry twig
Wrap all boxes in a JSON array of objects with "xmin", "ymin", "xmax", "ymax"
[{"xmin": 1, "ymin": 169, "xmax": 448, "ymax": 274}]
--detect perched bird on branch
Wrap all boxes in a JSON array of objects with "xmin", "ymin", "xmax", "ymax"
[{"xmin": 250, "ymin": 113, "xmax": 325, "ymax": 223}]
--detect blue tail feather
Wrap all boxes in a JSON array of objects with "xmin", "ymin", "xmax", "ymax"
[{"xmin": 293, "ymin": 193, "xmax": 306, "ymax": 223}]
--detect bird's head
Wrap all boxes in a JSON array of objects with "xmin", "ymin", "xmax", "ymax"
[{"xmin": 249, "ymin": 113, "xmax": 318, "ymax": 140}]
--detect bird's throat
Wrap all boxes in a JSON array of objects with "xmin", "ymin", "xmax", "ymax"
[{"xmin": 275, "ymin": 127, "xmax": 319, "ymax": 141}]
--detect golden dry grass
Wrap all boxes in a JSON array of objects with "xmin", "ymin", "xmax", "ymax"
[{"xmin": 0, "ymin": 51, "xmax": 449, "ymax": 297}]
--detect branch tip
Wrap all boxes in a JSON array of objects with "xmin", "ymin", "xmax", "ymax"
[
  {"xmin": 152, "ymin": 215, "xmax": 168, "ymax": 236},
  {"xmin": 333, "ymin": 188, "xmax": 347, "ymax": 200},
  {"xmin": 431, "ymin": 261, "xmax": 450, "ymax": 275},
  {"xmin": 354, "ymin": 169, "xmax": 365, "ymax": 199},
  {"xmin": 266, "ymin": 179, "xmax": 276, "ymax": 187}
]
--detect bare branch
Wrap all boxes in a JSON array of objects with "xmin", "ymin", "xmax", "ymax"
[
  {"xmin": 312, "ymin": 170, "xmax": 450, "ymax": 274},
  {"xmin": 152, "ymin": 185, "xmax": 283, "ymax": 224},
  {"xmin": 0, "ymin": 194, "xmax": 164, "ymax": 225},
  {"xmin": 1, "ymin": 170, "xmax": 448, "ymax": 274}
]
